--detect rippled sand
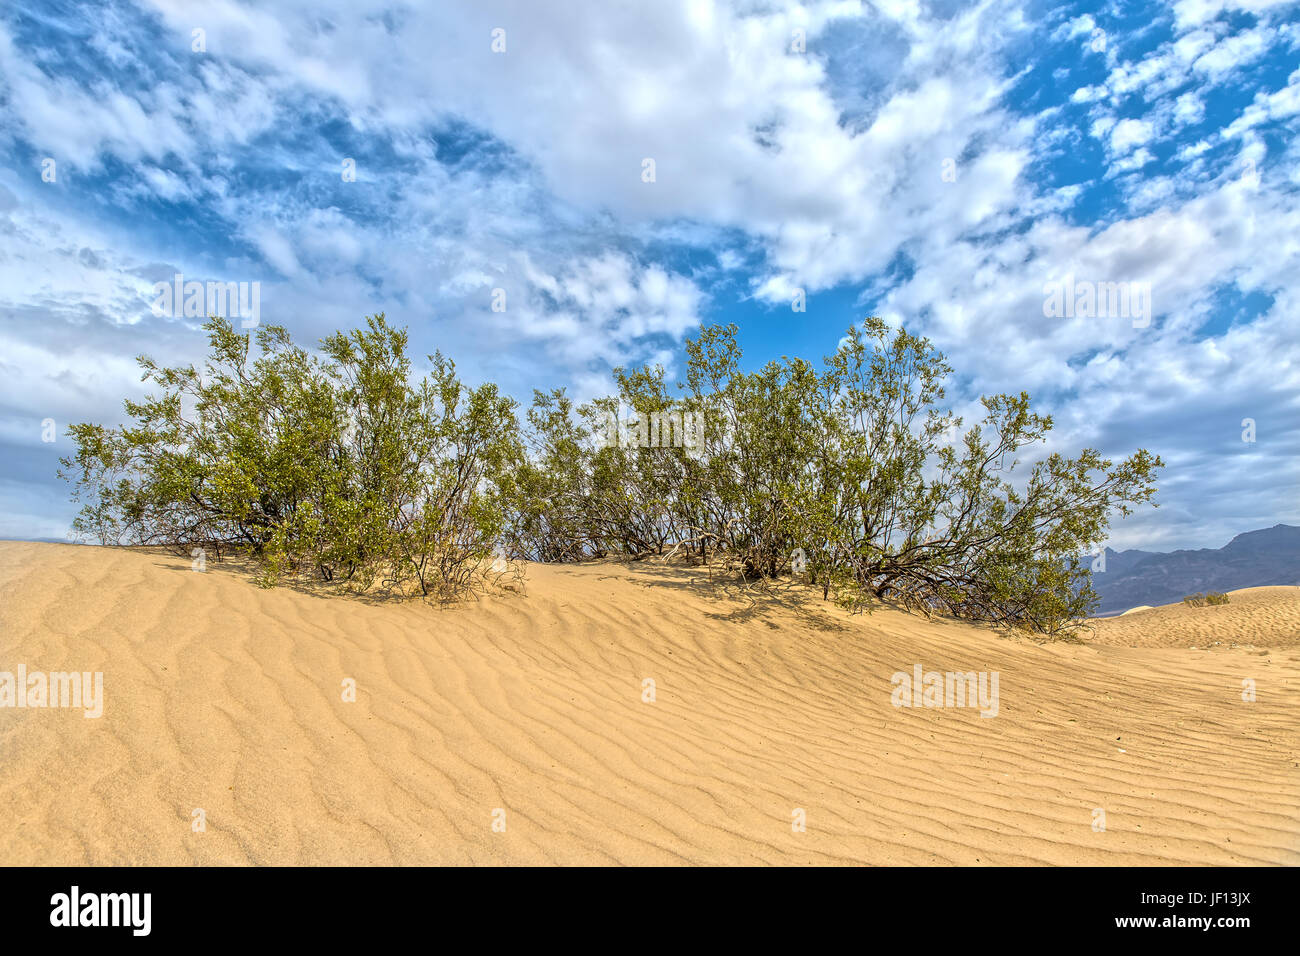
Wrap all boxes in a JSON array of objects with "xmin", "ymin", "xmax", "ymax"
[{"xmin": 1, "ymin": 542, "xmax": 1296, "ymax": 865}]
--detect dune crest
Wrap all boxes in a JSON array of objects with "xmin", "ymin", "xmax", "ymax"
[
  {"xmin": 1089, "ymin": 586, "xmax": 1300, "ymax": 649},
  {"xmin": 1, "ymin": 542, "xmax": 1296, "ymax": 865}
]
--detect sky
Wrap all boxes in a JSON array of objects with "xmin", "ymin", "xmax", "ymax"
[{"xmin": 1, "ymin": 0, "xmax": 1297, "ymax": 551}]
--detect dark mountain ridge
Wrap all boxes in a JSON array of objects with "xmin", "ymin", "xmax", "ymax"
[{"xmin": 1091, "ymin": 524, "xmax": 1300, "ymax": 615}]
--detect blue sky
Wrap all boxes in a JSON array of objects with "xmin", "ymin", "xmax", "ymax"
[{"xmin": 1, "ymin": 0, "xmax": 1297, "ymax": 550}]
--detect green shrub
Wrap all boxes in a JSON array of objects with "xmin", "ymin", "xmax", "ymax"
[
  {"xmin": 60, "ymin": 315, "xmax": 521, "ymax": 600},
  {"xmin": 504, "ymin": 318, "xmax": 1163, "ymax": 634},
  {"xmin": 63, "ymin": 314, "xmax": 1163, "ymax": 630}
]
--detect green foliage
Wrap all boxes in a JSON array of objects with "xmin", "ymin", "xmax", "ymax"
[
  {"xmin": 59, "ymin": 315, "xmax": 521, "ymax": 599},
  {"xmin": 63, "ymin": 313, "xmax": 1163, "ymax": 630},
  {"xmin": 503, "ymin": 318, "xmax": 1163, "ymax": 634},
  {"xmin": 1184, "ymin": 592, "xmax": 1230, "ymax": 607}
]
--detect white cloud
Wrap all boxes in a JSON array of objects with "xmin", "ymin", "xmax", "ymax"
[
  {"xmin": 2, "ymin": 0, "xmax": 1298, "ymax": 548},
  {"xmin": 1110, "ymin": 118, "xmax": 1155, "ymax": 153},
  {"xmin": 1173, "ymin": 91, "xmax": 1205, "ymax": 125},
  {"xmin": 1223, "ymin": 67, "xmax": 1300, "ymax": 136}
]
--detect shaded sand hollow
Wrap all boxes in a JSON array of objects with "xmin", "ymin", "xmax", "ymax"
[{"xmin": 0, "ymin": 541, "xmax": 1296, "ymax": 865}]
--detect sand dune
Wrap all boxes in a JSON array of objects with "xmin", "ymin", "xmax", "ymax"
[
  {"xmin": 1, "ymin": 541, "xmax": 1296, "ymax": 865},
  {"xmin": 1089, "ymin": 586, "xmax": 1300, "ymax": 649}
]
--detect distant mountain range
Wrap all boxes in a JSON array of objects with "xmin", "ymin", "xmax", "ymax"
[{"xmin": 1090, "ymin": 524, "xmax": 1300, "ymax": 615}]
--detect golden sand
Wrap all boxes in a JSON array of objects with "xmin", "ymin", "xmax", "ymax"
[
  {"xmin": 1090, "ymin": 586, "xmax": 1300, "ymax": 649},
  {"xmin": 1, "ymin": 542, "xmax": 1295, "ymax": 865}
]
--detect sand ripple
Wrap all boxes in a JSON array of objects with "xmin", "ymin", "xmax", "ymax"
[{"xmin": 1, "ymin": 543, "xmax": 1296, "ymax": 865}]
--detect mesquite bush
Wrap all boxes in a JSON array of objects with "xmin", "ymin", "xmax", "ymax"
[{"xmin": 63, "ymin": 314, "xmax": 1161, "ymax": 631}]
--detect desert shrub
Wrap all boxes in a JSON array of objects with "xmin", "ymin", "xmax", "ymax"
[
  {"xmin": 509, "ymin": 318, "xmax": 1163, "ymax": 634},
  {"xmin": 64, "ymin": 312, "xmax": 1163, "ymax": 630},
  {"xmin": 505, "ymin": 389, "xmax": 593, "ymax": 562},
  {"xmin": 1206, "ymin": 591, "xmax": 1230, "ymax": 605},
  {"xmin": 60, "ymin": 315, "xmax": 521, "ymax": 599}
]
